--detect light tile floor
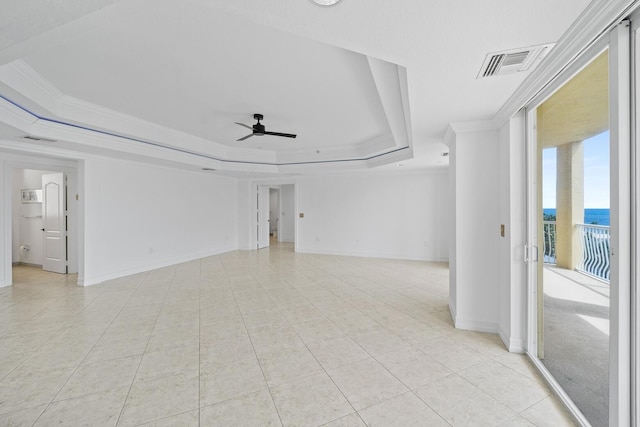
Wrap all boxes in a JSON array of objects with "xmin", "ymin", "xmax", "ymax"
[{"xmin": 0, "ymin": 244, "xmax": 577, "ymax": 426}]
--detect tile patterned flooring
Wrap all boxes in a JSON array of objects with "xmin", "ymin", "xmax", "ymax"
[{"xmin": 0, "ymin": 244, "xmax": 577, "ymax": 426}]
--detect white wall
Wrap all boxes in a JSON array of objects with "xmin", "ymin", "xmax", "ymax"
[
  {"xmin": 236, "ymin": 178, "xmax": 252, "ymax": 250},
  {"xmin": 81, "ymin": 157, "xmax": 238, "ymax": 285},
  {"xmin": 448, "ymin": 125, "xmax": 500, "ymax": 333},
  {"xmin": 11, "ymin": 169, "xmax": 56, "ymax": 265},
  {"xmin": 280, "ymin": 184, "xmax": 295, "ymax": 243},
  {"xmin": 295, "ymin": 171, "xmax": 449, "ymax": 261}
]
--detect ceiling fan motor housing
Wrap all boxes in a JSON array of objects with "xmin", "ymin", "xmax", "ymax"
[
  {"xmin": 253, "ymin": 113, "xmax": 265, "ymax": 135},
  {"xmin": 253, "ymin": 123, "xmax": 266, "ymax": 135}
]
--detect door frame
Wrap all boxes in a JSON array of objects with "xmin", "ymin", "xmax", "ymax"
[
  {"xmin": 250, "ymin": 179, "xmax": 298, "ymax": 251},
  {"xmin": 1, "ymin": 154, "xmax": 82, "ymax": 287},
  {"xmin": 257, "ymin": 185, "xmax": 270, "ymax": 249},
  {"xmin": 524, "ymin": 23, "xmax": 632, "ymax": 426}
]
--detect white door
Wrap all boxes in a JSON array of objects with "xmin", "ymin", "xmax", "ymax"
[
  {"xmin": 42, "ymin": 173, "xmax": 67, "ymax": 273},
  {"xmin": 257, "ymin": 185, "xmax": 270, "ymax": 249}
]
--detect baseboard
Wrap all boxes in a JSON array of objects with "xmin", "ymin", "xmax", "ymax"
[
  {"xmin": 12, "ymin": 262, "xmax": 42, "ymax": 268},
  {"xmin": 498, "ymin": 327, "xmax": 525, "ymax": 353},
  {"xmin": 81, "ymin": 246, "xmax": 237, "ymax": 286},
  {"xmin": 452, "ymin": 316, "xmax": 499, "ymax": 334},
  {"xmin": 295, "ymin": 247, "xmax": 448, "ymax": 263}
]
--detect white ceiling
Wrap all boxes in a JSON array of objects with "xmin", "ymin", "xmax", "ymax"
[{"xmin": 0, "ymin": 0, "xmax": 591, "ymax": 173}]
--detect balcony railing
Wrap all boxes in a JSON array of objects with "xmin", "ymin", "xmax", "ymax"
[
  {"xmin": 543, "ymin": 221, "xmax": 557, "ymax": 264},
  {"xmin": 542, "ymin": 221, "xmax": 610, "ymax": 283},
  {"xmin": 576, "ymin": 223, "xmax": 610, "ymax": 282}
]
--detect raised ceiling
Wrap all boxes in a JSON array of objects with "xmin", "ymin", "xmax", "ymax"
[{"xmin": 0, "ymin": 0, "xmax": 591, "ymax": 174}]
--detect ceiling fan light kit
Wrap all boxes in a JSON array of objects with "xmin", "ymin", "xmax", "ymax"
[{"xmin": 235, "ymin": 114, "xmax": 297, "ymax": 141}]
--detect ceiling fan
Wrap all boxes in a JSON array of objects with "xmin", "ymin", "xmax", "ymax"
[{"xmin": 235, "ymin": 114, "xmax": 297, "ymax": 141}]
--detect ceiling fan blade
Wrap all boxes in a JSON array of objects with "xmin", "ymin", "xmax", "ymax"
[
  {"xmin": 264, "ymin": 131, "xmax": 297, "ymax": 139},
  {"xmin": 234, "ymin": 122, "xmax": 253, "ymax": 130},
  {"xmin": 237, "ymin": 134, "xmax": 254, "ymax": 141}
]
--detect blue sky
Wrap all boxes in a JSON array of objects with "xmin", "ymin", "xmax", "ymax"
[{"xmin": 543, "ymin": 130, "xmax": 610, "ymax": 209}]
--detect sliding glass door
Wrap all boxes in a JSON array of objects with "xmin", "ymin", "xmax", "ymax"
[{"xmin": 526, "ymin": 22, "xmax": 631, "ymax": 427}]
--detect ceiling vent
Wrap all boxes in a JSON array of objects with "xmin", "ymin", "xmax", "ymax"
[
  {"xmin": 477, "ymin": 43, "xmax": 554, "ymax": 78},
  {"xmin": 22, "ymin": 135, "xmax": 57, "ymax": 143}
]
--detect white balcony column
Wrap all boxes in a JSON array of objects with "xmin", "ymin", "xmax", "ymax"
[{"xmin": 555, "ymin": 141, "xmax": 584, "ymax": 270}]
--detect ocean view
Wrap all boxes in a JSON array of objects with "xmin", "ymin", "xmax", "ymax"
[{"xmin": 543, "ymin": 208, "xmax": 610, "ymax": 226}]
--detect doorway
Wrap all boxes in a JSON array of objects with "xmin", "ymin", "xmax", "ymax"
[
  {"xmin": 2, "ymin": 158, "xmax": 80, "ymax": 288},
  {"xmin": 526, "ymin": 21, "xmax": 632, "ymax": 427},
  {"xmin": 255, "ymin": 183, "xmax": 296, "ymax": 251}
]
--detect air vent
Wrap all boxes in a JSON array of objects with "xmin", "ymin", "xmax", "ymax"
[
  {"xmin": 22, "ymin": 135, "xmax": 57, "ymax": 142},
  {"xmin": 201, "ymin": 168, "xmax": 216, "ymax": 171},
  {"xmin": 477, "ymin": 43, "xmax": 554, "ymax": 78}
]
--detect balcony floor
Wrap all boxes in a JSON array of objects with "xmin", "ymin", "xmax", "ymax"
[{"xmin": 543, "ymin": 266, "xmax": 609, "ymax": 427}]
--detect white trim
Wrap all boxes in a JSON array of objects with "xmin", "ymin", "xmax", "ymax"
[
  {"xmin": 632, "ymin": 10, "xmax": 640, "ymax": 425},
  {"xmin": 609, "ymin": 20, "xmax": 632, "ymax": 427},
  {"xmin": 295, "ymin": 247, "xmax": 447, "ymax": 263},
  {"xmin": 498, "ymin": 327, "xmax": 524, "ymax": 353},
  {"xmin": 448, "ymin": 302, "xmax": 457, "ymax": 327},
  {"xmin": 525, "ymin": 108, "xmax": 539, "ymax": 356},
  {"xmin": 494, "ymin": 0, "xmax": 640, "ymax": 127},
  {"xmin": 452, "ymin": 317, "xmax": 499, "ymax": 334}
]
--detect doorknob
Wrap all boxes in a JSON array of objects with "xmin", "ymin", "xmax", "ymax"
[{"xmin": 41, "ymin": 228, "xmax": 45, "ymax": 231}]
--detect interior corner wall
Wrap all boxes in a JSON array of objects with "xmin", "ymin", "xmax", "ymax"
[
  {"xmin": 295, "ymin": 171, "xmax": 449, "ymax": 262},
  {"xmin": 449, "ymin": 127, "xmax": 501, "ymax": 333},
  {"xmin": 498, "ymin": 111, "xmax": 527, "ymax": 352},
  {"xmin": 81, "ymin": 157, "xmax": 238, "ymax": 285}
]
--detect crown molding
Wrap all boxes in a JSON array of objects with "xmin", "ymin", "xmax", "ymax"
[
  {"xmin": 493, "ymin": 0, "xmax": 639, "ymax": 126},
  {"xmin": 0, "ymin": 60, "xmax": 62, "ymax": 115}
]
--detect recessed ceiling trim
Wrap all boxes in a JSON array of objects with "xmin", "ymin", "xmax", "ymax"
[{"xmin": 1, "ymin": 93, "xmax": 410, "ymax": 168}]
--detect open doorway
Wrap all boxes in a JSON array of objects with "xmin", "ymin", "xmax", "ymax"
[
  {"xmin": 255, "ymin": 183, "xmax": 296, "ymax": 251},
  {"xmin": 2, "ymin": 158, "xmax": 80, "ymax": 288},
  {"xmin": 12, "ymin": 169, "xmax": 68, "ymax": 273}
]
